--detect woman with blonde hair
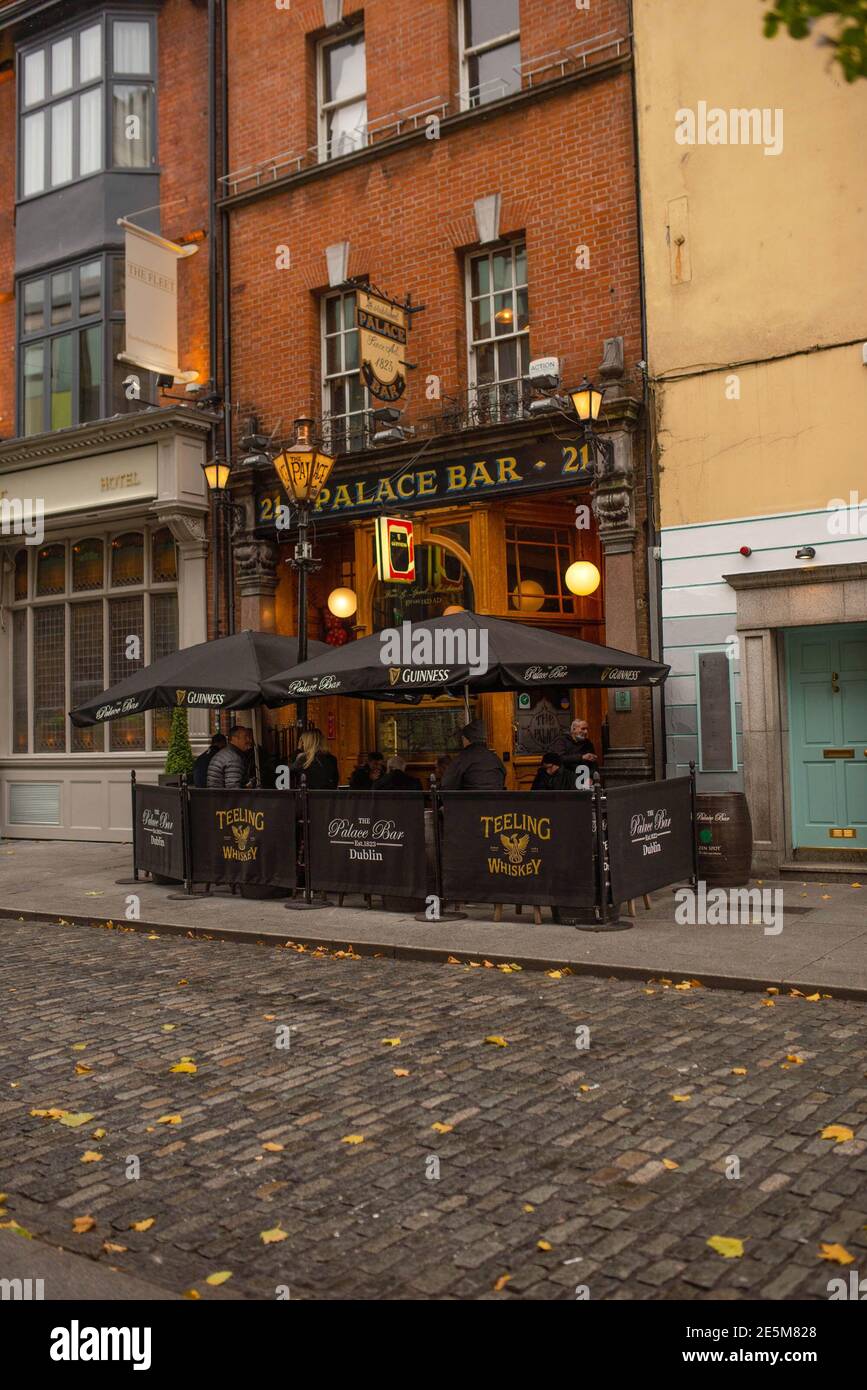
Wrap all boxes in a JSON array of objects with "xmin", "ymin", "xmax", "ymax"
[{"xmin": 291, "ymin": 727, "xmax": 339, "ymax": 788}]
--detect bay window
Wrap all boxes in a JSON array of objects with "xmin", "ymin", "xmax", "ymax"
[
  {"xmin": 18, "ymin": 11, "xmax": 156, "ymax": 200},
  {"xmin": 10, "ymin": 526, "xmax": 179, "ymax": 756}
]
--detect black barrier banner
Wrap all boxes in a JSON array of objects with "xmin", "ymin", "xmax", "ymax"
[
  {"xmin": 134, "ymin": 783, "xmax": 186, "ymax": 881},
  {"xmin": 440, "ymin": 791, "xmax": 595, "ymax": 907},
  {"xmin": 606, "ymin": 776, "xmax": 694, "ymax": 902},
  {"xmin": 188, "ymin": 789, "xmax": 296, "ymax": 887},
  {"xmin": 307, "ymin": 791, "xmax": 429, "ymax": 899}
]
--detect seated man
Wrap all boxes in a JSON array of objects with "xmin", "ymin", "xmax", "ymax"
[
  {"xmin": 546, "ymin": 718, "xmax": 598, "ymax": 773},
  {"xmin": 376, "ymin": 754, "xmax": 422, "ymax": 791},
  {"xmin": 441, "ymin": 719, "xmax": 506, "ymax": 791},
  {"xmin": 349, "ymin": 750, "xmax": 385, "ymax": 790},
  {"xmin": 531, "ymin": 750, "xmax": 572, "ymax": 791}
]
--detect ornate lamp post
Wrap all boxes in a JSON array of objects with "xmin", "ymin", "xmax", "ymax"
[
  {"xmin": 272, "ymin": 418, "xmax": 336, "ymax": 730},
  {"xmin": 201, "ymin": 454, "xmax": 245, "ymax": 642}
]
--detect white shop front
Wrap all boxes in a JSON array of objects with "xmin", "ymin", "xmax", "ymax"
[{"xmin": 0, "ymin": 408, "xmax": 213, "ymax": 841}]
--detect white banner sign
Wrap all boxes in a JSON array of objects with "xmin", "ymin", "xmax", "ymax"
[{"xmin": 120, "ymin": 221, "xmax": 198, "ymax": 381}]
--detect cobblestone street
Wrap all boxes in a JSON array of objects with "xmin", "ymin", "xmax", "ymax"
[{"xmin": 2, "ymin": 916, "xmax": 867, "ymax": 1301}]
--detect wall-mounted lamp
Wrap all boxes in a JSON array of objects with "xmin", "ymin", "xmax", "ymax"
[{"xmin": 795, "ymin": 546, "xmax": 817, "ymax": 560}]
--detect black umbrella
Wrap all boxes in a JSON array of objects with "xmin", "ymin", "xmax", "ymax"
[
  {"xmin": 261, "ymin": 612, "xmax": 669, "ymax": 706},
  {"xmin": 69, "ymin": 629, "xmax": 330, "ymax": 727}
]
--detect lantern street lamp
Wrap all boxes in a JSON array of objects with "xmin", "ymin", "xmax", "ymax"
[
  {"xmin": 568, "ymin": 377, "xmax": 613, "ymax": 474},
  {"xmin": 201, "ymin": 454, "xmax": 246, "ymax": 645},
  {"xmin": 272, "ymin": 418, "xmax": 336, "ymax": 730}
]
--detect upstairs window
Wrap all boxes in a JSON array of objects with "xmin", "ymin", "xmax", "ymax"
[
  {"xmin": 18, "ymin": 12, "xmax": 156, "ymax": 199},
  {"xmin": 466, "ymin": 241, "xmax": 530, "ymax": 423},
  {"xmin": 318, "ymin": 27, "xmax": 367, "ymax": 161},
  {"xmin": 19, "ymin": 254, "xmax": 153, "ymax": 436},
  {"xmin": 321, "ymin": 287, "xmax": 369, "ymax": 455},
  {"xmin": 459, "ymin": 0, "xmax": 521, "ymax": 109}
]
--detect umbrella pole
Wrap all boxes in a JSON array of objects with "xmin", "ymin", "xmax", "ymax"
[
  {"xmin": 252, "ymin": 708, "xmax": 262, "ymax": 787},
  {"xmin": 463, "ymin": 683, "xmax": 470, "ymax": 722}
]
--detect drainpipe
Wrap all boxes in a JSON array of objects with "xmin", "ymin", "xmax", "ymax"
[
  {"xmin": 219, "ymin": 0, "xmax": 235, "ymax": 635},
  {"xmin": 628, "ymin": 0, "xmax": 665, "ymax": 780},
  {"xmin": 207, "ymin": 0, "xmax": 220, "ymax": 645}
]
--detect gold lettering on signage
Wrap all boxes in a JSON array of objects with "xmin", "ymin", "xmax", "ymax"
[
  {"xmin": 447, "ymin": 464, "xmax": 467, "ymax": 492},
  {"xmin": 396, "ymin": 474, "xmax": 415, "ymax": 499},
  {"xmin": 496, "ymin": 456, "xmax": 521, "ymax": 484},
  {"xmin": 376, "ymin": 478, "xmax": 397, "ymax": 504},
  {"xmin": 355, "ymin": 480, "xmax": 375, "ymax": 505},
  {"xmin": 332, "ymin": 484, "xmax": 352, "ymax": 509},
  {"xmin": 480, "ymin": 813, "xmax": 551, "ymax": 840},
  {"xmin": 416, "ymin": 469, "xmax": 437, "ymax": 496},
  {"xmin": 468, "ymin": 461, "xmax": 495, "ymax": 489},
  {"xmin": 101, "ymin": 472, "xmax": 142, "ymax": 491}
]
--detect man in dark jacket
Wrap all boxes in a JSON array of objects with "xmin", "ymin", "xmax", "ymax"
[
  {"xmin": 376, "ymin": 755, "xmax": 422, "ymax": 791},
  {"xmin": 531, "ymin": 750, "xmax": 573, "ymax": 791},
  {"xmin": 349, "ymin": 750, "xmax": 385, "ymax": 789},
  {"xmin": 441, "ymin": 719, "xmax": 505, "ymax": 790},
  {"xmin": 193, "ymin": 733, "xmax": 226, "ymax": 788},
  {"xmin": 546, "ymin": 718, "xmax": 598, "ymax": 773},
  {"xmin": 206, "ymin": 725, "xmax": 252, "ymax": 788}
]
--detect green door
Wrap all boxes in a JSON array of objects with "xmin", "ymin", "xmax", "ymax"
[{"xmin": 787, "ymin": 624, "xmax": 867, "ymax": 850}]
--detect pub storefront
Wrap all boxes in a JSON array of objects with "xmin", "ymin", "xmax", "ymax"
[{"xmin": 241, "ymin": 378, "xmax": 653, "ymax": 788}]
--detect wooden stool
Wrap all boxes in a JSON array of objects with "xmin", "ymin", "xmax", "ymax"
[{"xmin": 626, "ymin": 893, "xmax": 653, "ymax": 917}]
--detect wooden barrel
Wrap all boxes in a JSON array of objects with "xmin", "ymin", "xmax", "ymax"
[{"xmin": 695, "ymin": 793, "xmax": 753, "ymax": 887}]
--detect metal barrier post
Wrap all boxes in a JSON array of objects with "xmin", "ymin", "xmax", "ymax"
[
  {"xmin": 115, "ymin": 771, "xmax": 141, "ymax": 886},
  {"xmin": 180, "ymin": 774, "xmax": 192, "ymax": 896},
  {"xmin": 284, "ymin": 774, "xmax": 328, "ymax": 911},
  {"xmin": 689, "ymin": 759, "xmax": 699, "ymax": 887}
]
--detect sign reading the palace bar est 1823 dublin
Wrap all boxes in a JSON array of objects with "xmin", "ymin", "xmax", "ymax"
[
  {"xmin": 257, "ymin": 437, "xmax": 591, "ymax": 527},
  {"xmin": 357, "ymin": 289, "xmax": 408, "ymax": 402},
  {"xmin": 134, "ymin": 784, "xmax": 186, "ymax": 881},
  {"xmin": 306, "ymin": 791, "xmax": 428, "ymax": 899},
  {"xmin": 440, "ymin": 792, "xmax": 595, "ymax": 908},
  {"xmin": 188, "ymin": 789, "xmax": 296, "ymax": 889},
  {"xmin": 606, "ymin": 777, "xmax": 695, "ymax": 903}
]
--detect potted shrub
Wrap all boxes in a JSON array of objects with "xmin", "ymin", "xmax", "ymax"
[{"xmin": 159, "ymin": 707, "xmax": 194, "ymax": 786}]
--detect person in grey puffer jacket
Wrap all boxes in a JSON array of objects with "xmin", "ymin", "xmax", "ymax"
[{"xmin": 206, "ymin": 725, "xmax": 252, "ymax": 788}]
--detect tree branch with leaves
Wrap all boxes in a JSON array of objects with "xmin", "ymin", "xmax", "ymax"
[{"xmin": 763, "ymin": 1, "xmax": 867, "ymax": 80}]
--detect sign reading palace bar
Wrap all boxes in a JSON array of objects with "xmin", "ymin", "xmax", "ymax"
[{"xmin": 257, "ymin": 437, "xmax": 591, "ymax": 527}]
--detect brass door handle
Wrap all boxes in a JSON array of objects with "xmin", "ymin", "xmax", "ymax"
[{"xmin": 832, "ymin": 671, "xmax": 840, "ymax": 692}]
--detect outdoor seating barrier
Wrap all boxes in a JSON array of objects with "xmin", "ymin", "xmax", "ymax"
[{"xmin": 128, "ymin": 765, "xmax": 699, "ymax": 921}]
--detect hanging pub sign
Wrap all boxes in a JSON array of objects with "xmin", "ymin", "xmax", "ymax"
[
  {"xmin": 606, "ymin": 777, "xmax": 695, "ymax": 902},
  {"xmin": 440, "ymin": 791, "xmax": 596, "ymax": 908},
  {"xmin": 357, "ymin": 289, "xmax": 408, "ymax": 401},
  {"xmin": 375, "ymin": 515, "xmax": 416, "ymax": 583},
  {"xmin": 306, "ymin": 791, "xmax": 429, "ymax": 899}
]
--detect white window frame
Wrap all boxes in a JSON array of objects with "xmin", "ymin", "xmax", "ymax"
[
  {"xmin": 457, "ymin": 0, "xmax": 521, "ymax": 111},
  {"xmin": 320, "ymin": 286, "xmax": 370, "ymax": 455},
  {"xmin": 316, "ymin": 25, "xmax": 367, "ymax": 163},
  {"xmin": 465, "ymin": 241, "xmax": 530, "ymax": 425},
  {"xmin": 9, "ymin": 524, "xmax": 178, "ymax": 757}
]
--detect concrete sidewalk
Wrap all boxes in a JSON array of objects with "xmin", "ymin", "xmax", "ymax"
[{"xmin": 2, "ymin": 838, "xmax": 867, "ymax": 997}]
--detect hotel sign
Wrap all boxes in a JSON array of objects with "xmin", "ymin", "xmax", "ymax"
[{"xmin": 257, "ymin": 437, "xmax": 591, "ymax": 527}]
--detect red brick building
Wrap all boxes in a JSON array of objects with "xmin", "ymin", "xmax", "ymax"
[
  {"xmin": 219, "ymin": 0, "xmax": 655, "ymax": 786},
  {"xmin": 0, "ymin": 0, "xmax": 660, "ymax": 840}
]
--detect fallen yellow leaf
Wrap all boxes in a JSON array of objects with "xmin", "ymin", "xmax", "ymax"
[
  {"xmin": 662, "ymin": 1159, "xmax": 679, "ymax": 1171},
  {"xmin": 92, "ymin": 1128, "xmax": 106, "ymax": 1139},
  {"xmin": 493, "ymin": 1273, "xmax": 512, "ymax": 1292},
  {"xmin": 59, "ymin": 1112, "xmax": 94, "ymax": 1128},
  {"xmin": 71, "ymin": 1043, "xmax": 87, "ymax": 1052},
  {"xmin": 0, "ymin": 1221, "xmax": 32, "ymax": 1238},
  {"xmin": 130, "ymin": 1219, "xmax": 155, "ymax": 1232},
  {"xmin": 805, "ymin": 993, "xmax": 821, "ymax": 1002},
  {"xmin": 161, "ymin": 1024, "xmax": 176, "ymax": 1032},
  {"xmin": 707, "ymin": 1235, "xmax": 744, "ymax": 1259},
  {"xmin": 537, "ymin": 1239, "xmax": 552, "ymax": 1251},
  {"xmin": 80, "ymin": 1151, "xmax": 102, "ymax": 1163},
  {"xmin": 260, "ymin": 1226, "xmax": 287, "ymax": 1244},
  {"xmin": 392, "ymin": 1069, "xmax": 410, "ymax": 1077},
  {"xmin": 523, "ymin": 1203, "xmax": 535, "ymax": 1213},
  {"xmin": 262, "ymin": 1142, "xmax": 284, "ymax": 1152},
  {"xmin": 75, "ymin": 1064, "xmax": 92, "ymax": 1075},
  {"xmin": 671, "ymin": 1094, "xmax": 691, "ymax": 1103},
  {"xmin": 546, "ymin": 971, "xmax": 562, "ymax": 980},
  {"xmin": 170, "ymin": 1057, "xmax": 197, "ymax": 1074},
  {"xmin": 103, "ymin": 1242, "xmax": 127, "ymax": 1253},
  {"xmin": 761, "ymin": 999, "xmax": 775, "ymax": 1007},
  {"xmin": 72, "ymin": 1215, "xmax": 95, "ymax": 1233},
  {"xmin": 484, "ymin": 1035, "xmax": 508, "ymax": 1047},
  {"xmin": 431, "ymin": 1122, "xmax": 453, "ymax": 1134},
  {"xmin": 731, "ymin": 1068, "xmax": 747, "ymax": 1076},
  {"xmin": 381, "ymin": 1038, "xmax": 401, "ymax": 1047},
  {"xmin": 820, "ymin": 1124, "xmax": 855, "ymax": 1144},
  {"xmin": 818, "ymin": 1242, "xmax": 854, "ymax": 1266},
  {"xmin": 183, "ymin": 1289, "xmax": 201, "ymax": 1299},
  {"xmin": 205, "ymin": 1271, "xmax": 233, "ymax": 1286},
  {"xmin": 156, "ymin": 1114, "xmax": 182, "ymax": 1125},
  {"xmin": 786, "ymin": 1055, "xmax": 805, "ymax": 1065},
  {"xmin": 341, "ymin": 1134, "xmax": 365, "ymax": 1145}
]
